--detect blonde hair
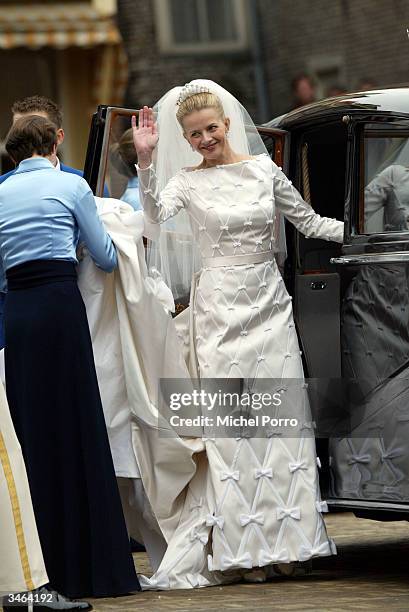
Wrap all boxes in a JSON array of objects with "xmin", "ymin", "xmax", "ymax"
[{"xmin": 176, "ymin": 92, "xmax": 225, "ymax": 127}]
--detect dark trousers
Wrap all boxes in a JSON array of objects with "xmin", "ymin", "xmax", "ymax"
[{"xmin": 5, "ymin": 260, "xmax": 140, "ymax": 598}]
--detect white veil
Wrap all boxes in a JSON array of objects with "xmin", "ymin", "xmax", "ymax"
[{"xmin": 146, "ymin": 79, "xmax": 286, "ymax": 301}]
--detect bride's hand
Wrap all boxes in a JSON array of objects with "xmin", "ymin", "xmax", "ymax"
[{"xmin": 132, "ymin": 107, "xmax": 158, "ymax": 166}]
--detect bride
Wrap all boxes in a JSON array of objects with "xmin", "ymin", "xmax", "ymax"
[{"xmin": 129, "ymin": 79, "xmax": 344, "ymax": 589}]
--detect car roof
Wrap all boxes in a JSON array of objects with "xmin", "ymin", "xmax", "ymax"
[{"xmin": 265, "ymin": 87, "xmax": 409, "ymax": 129}]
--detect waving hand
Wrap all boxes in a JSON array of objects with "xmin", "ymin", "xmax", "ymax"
[{"xmin": 132, "ymin": 106, "xmax": 158, "ymax": 168}]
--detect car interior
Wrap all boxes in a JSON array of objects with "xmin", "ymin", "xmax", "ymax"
[
  {"xmin": 289, "ymin": 122, "xmax": 349, "ymax": 449},
  {"xmin": 296, "ymin": 121, "xmax": 347, "ymax": 273}
]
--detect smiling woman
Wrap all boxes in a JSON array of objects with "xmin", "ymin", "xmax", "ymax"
[
  {"xmin": 175, "ymin": 89, "xmax": 254, "ymax": 169},
  {"xmin": 129, "ymin": 79, "xmax": 344, "ymax": 590}
]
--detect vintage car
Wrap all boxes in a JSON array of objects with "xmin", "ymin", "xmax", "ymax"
[{"xmin": 84, "ymin": 88, "xmax": 409, "ymax": 521}]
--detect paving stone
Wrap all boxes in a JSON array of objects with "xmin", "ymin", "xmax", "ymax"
[{"xmin": 83, "ymin": 512, "xmax": 409, "ymax": 611}]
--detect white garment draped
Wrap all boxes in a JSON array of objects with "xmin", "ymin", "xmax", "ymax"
[
  {"xmin": 0, "ymin": 381, "xmax": 48, "ymax": 594},
  {"xmin": 77, "ymin": 198, "xmax": 205, "ymax": 548}
]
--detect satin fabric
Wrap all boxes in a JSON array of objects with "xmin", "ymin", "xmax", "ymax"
[
  {"xmin": 134, "ymin": 155, "xmax": 342, "ymax": 588},
  {"xmin": 79, "ymin": 167, "xmax": 343, "ymax": 588},
  {"xmin": 77, "ymin": 199, "xmax": 205, "ymax": 543}
]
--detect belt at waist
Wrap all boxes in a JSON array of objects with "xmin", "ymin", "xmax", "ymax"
[
  {"xmin": 202, "ymin": 250, "xmax": 274, "ymax": 269},
  {"xmin": 6, "ymin": 259, "xmax": 77, "ymax": 290}
]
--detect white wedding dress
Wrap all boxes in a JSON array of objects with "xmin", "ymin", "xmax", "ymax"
[{"xmin": 137, "ymin": 153, "xmax": 344, "ymax": 588}]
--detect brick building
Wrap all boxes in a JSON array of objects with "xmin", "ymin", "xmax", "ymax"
[
  {"xmin": 118, "ymin": 0, "xmax": 409, "ymax": 122},
  {"xmin": 0, "ymin": 0, "xmax": 127, "ymax": 170},
  {"xmin": 1, "ymin": 0, "xmax": 409, "ymax": 169}
]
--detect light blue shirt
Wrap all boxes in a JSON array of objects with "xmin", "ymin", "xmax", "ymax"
[
  {"xmin": 0, "ymin": 157, "xmax": 117, "ymax": 291},
  {"xmin": 121, "ymin": 176, "xmax": 142, "ymax": 211}
]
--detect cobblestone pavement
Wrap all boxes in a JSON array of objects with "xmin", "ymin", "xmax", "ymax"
[{"xmin": 86, "ymin": 512, "xmax": 409, "ymax": 612}]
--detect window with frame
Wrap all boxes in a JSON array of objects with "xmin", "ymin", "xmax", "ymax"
[
  {"xmin": 2, "ymin": 0, "xmax": 87, "ymax": 3},
  {"xmin": 154, "ymin": 0, "xmax": 249, "ymax": 54},
  {"xmin": 361, "ymin": 125, "xmax": 409, "ymax": 234},
  {"xmin": 307, "ymin": 55, "xmax": 346, "ymax": 99}
]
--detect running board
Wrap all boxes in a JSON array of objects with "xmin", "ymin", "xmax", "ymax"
[{"xmin": 327, "ymin": 498, "xmax": 409, "ymax": 514}]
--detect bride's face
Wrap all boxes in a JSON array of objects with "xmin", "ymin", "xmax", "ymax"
[{"xmin": 182, "ymin": 108, "xmax": 230, "ymax": 160}]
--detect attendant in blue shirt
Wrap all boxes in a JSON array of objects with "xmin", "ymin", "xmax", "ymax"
[
  {"xmin": 0, "ymin": 115, "xmax": 140, "ymax": 601},
  {"xmin": 0, "ymin": 95, "xmax": 109, "ymax": 350}
]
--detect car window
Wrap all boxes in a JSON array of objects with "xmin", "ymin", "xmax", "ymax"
[
  {"xmin": 362, "ymin": 130, "xmax": 409, "ymax": 234},
  {"xmin": 97, "ymin": 111, "xmax": 142, "ymax": 211}
]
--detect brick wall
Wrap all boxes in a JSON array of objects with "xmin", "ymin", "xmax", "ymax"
[
  {"xmin": 116, "ymin": 0, "xmax": 258, "ymax": 115},
  {"xmin": 259, "ymin": 0, "xmax": 409, "ymax": 116},
  {"xmin": 117, "ymin": 0, "xmax": 409, "ymax": 123}
]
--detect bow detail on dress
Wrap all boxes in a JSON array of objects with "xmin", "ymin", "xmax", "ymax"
[
  {"xmin": 289, "ymin": 460, "xmax": 308, "ymax": 473},
  {"xmin": 206, "ymin": 514, "xmax": 225, "ymax": 529},
  {"xmin": 276, "ymin": 506, "xmax": 301, "ymax": 520},
  {"xmin": 220, "ymin": 470, "xmax": 240, "ymax": 481},
  {"xmin": 381, "ymin": 447, "xmax": 405, "ymax": 462},
  {"xmin": 139, "ymin": 573, "xmax": 170, "ymax": 590},
  {"xmin": 220, "ymin": 552, "xmax": 253, "ymax": 570},
  {"xmin": 190, "ymin": 528, "xmax": 208, "ymax": 545},
  {"xmin": 347, "ymin": 453, "xmax": 371, "ymax": 465},
  {"xmin": 298, "ymin": 538, "xmax": 336, "ymax": 561},
  {"xmin": 254, "ymin": 467, "xmax": 273, "ymax": 479},
  {"xmin": 239, "ymin": 512, "xmax": 264, "ymax": 527},
  {"xmin": 258, "ymin": 548, "xmax": 289, "ymax": 566}
]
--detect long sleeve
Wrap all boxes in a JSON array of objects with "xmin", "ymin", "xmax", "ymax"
[
  {"xmin": 272, "ymin": 162, "xmax": 344, "ymax": 243},
  {"xmin": 362, "ymin": 165, "xmax": 409, "ymax": 233},
  {"xmin": 74, "ymin": 179, "xmax": 117, "ymax": 272},
  {"xmin": 364, "ymin": 166, "xmax": 392, "ymax": 233},
  {"xmin": 137, "ymin": 164, "xmax": 188, "ymax": 224}
]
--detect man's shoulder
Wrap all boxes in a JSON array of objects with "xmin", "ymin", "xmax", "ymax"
[
  {"xmin": 0, "ymin": 169, "xmax": 16, "ymax": 185},
  {"xmin": 60, "ymin": 164, "xmax": 84, "ymax": 177},
  {"xmin": 59, "ymin": 165, "xmax": 91, "ymax": 196},
  {"xmin": 0, "ymin": 165, "xmax": 83, "ymax": 184}
]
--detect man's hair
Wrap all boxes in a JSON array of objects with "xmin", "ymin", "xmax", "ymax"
[
  {"xmin": 11, "ymin": 95, "xmax": 63, "ymax": 129},
  {"xmin": 291, "ymin": 73, "xmax": 315, "ymax": 92},
  {"xmin": 6, "ymin": 115, "xmax": 58, "ymax": 164},
  {"xmin": 110, "ymin": 128, "xmax": 138, "ymax": 178}
]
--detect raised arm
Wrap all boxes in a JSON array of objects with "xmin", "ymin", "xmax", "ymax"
[
  {"xmin": 74, "ymin": 179, "xmax": 117, "ymax": 272},
  {"xmin": 272, "ymin": 162, "xmax": 344, "ymax": 243},
  {"xmin": 132, "ymin": 107, "xmax": 188, "ymax": 223},
  {"xmin": 136, "ymin": 165, "xmax": 188, "ymax": 224}
]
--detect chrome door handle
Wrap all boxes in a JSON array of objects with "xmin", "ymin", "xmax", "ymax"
[{"xmin": 330, "ymin": 253, "xmax": 409, "ymax": 265}]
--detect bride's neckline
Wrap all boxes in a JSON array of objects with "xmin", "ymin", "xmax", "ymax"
[{"xmin": 183, "ymin": 153, "xmax": 267, "ymax": 173}]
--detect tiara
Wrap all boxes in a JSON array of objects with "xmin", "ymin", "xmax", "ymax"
[{"xmin": 176, "ymin": 83, "xmax": 211, "ymax": 106}]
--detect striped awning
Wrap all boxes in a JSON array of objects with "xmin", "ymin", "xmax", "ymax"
[{"xmin": 0, "ymin": 5, "xmax": 121, "ymax": 50}]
